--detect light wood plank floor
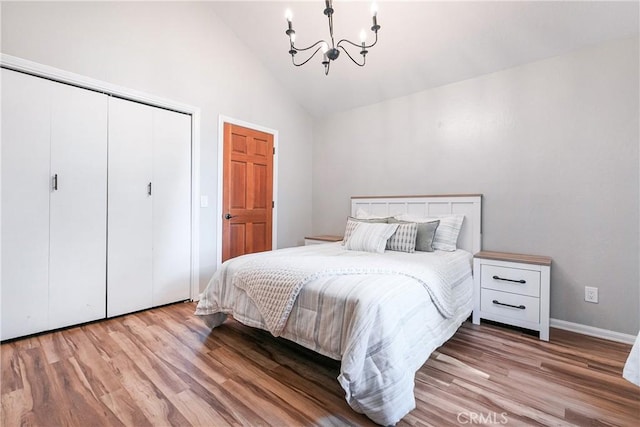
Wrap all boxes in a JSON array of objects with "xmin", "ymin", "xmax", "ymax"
[{"xmin": 2, "ymin": 302, "xmax": 638, "ymax": 426}]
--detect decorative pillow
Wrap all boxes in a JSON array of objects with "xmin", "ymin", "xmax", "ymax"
[
  {"xmin": 344, "ymin": 222, "xmax": 399, "ymax": 254},
  {"xmin": 395, "ymin": 214, "xmax": 464, "ymax": 251},
  {"xmin": 355, "ymin": 208, "xmax": 391, "ymax": 220},
  {"xmin": 385, "ymin": 221, "xmax": 418, "ymax": 253},
  {"xmin": 342, "ymin": 216, "xmax": 390, "ymax": 245},
  {"xmin": 389, "ymin": 218, "xmax": 439, "ymax": 252}
]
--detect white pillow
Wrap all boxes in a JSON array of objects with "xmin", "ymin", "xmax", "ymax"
[
  {"xmin": 395, "ymin": 214, "xmax": 464, "ymax": 251},
  {"xmin": 355, "ymin": 208, "xmax": 390, "ymax": 220},
  {"xmin": 345, "ymin": 222, "xmax": 399, "ymax": 254},
  {"xmin": 342, "ymin": 216, "xmax": 389, "ymax": 245}
]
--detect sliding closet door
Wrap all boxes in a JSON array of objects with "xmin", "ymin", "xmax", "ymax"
[
  {"xmin": 48, "ymin": 83, "xmax": 108, "ymax": 329},
  {"xmin": 107, "ymin": 97, "xmax": 153, "ymax": 317},
  {"xmin": 152, "ymin": 108, "xmax": 192, "ymax": 306},
  {"xmin": 108, "ymin": 99, "xmax": 191, "ymax": 315},
  {"xmin": 1, "ymin": 69, "xmax": 52, "ymax": 340}
]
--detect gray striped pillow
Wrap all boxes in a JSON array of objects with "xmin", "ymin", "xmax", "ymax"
[
  {"xmin": 345, "ymin": 222, "xmax": 399, "ymax": 253},
  {"xmin": 389, "ymin": 218, "xmax": 439, "ymax": 252},
  {"xmin": 386, "ymin": 222, "xmax": 418, "ymax": 253},
  {"xmin": 395, "ymin": 214, "xmax": 464, "ymax": 251}
]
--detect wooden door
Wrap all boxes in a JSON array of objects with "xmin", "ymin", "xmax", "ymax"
[
  {"xmin": 222, "ymin": 123, "xmax": 274, "ymax": 262},
  {"xmin": 1, "ymin": 69, "xmax": 51, "ymax": 340},
  {"xmin": 107, "ymin": 97, "xmax": 154, "ymax": 317},
  {"xmin": 49, "ymin": 81, "xmax": 108, "ymax": 329}
]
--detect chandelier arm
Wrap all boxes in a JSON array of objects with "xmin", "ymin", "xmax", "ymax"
[
  {"xmin": 337, "ymin": 31, "xmax": 379, "ymax": 50},
  {"xmin": 338, "ymin": 45, "xmax": 366, "ymax": 67},
  {"xmin": 336, "ymin": 39, "xmax": 361, "ymax": 49},
  {"xmin": 366, "ymin": 30, "xmax": 379, "ymax": 49},
  {"xmin": 291, "ymin": 46, "xmax": 324, "ymax": 67},
  {"xmin": 292, "ymin": 39, "xmax": 328, "ymax": 52}
]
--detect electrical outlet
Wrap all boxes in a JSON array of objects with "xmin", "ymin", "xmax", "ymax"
[{"xmin": 585, "ymin": 286, "xmax": 598, "ymax": 303}]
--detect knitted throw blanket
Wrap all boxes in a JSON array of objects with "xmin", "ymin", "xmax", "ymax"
[{"xmin": 232, "ymin": 253, "xmax": 455, "ymax": 336}]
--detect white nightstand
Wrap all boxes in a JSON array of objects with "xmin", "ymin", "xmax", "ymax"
[
  {"xmin": 473, "ymin": 251, "xmax": 552, "ymax": 341},
  {"xmin": 304, "ymin": 235, "xmax": 343, "ymax": 246}
]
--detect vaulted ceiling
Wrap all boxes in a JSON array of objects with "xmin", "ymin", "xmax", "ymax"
[{"xmin": 212, "ymin": 1, "xmax": 639, "ymax": 118}]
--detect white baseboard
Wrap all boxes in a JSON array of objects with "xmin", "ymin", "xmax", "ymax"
[{"xmin": 551, "ymin": 318, "xmax": 637, "ymax": 344}]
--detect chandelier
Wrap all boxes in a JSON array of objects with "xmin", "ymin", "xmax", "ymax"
[{"xmin": 285, "ymin": 1, "xmax": 381, "ymax": 75}]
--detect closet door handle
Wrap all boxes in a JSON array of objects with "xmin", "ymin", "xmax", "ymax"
[
  {"xmin": 52, "ymin": 174, "xmax": 58, "ymax": 191},
  {"xmin": 225, "ymin": 213, "xmax": 234, "ymax": 220},
  {"xmin": 147, "ymin": 182, "xmax": 152, "ymax": 196}
]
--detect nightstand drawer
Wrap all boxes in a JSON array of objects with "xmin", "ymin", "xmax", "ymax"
[
  {"xmin": 481, "ymin": 289, "xmax": 540, "ymax": 324},
  {"xmin": 480, "ymin": 264, "xmax": 540, "ymax": 297}
]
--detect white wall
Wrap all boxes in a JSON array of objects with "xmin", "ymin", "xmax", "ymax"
[
  {"xmin": 313, "ymin": 37, "xmax": 639, "ymax": 335},
  {"xmin": 1, "ymin": 2, "xmax": 314, "ymax": 291}
]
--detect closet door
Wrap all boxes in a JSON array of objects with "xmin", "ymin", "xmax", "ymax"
[
  {"xmin": 107, "ymin": 98, "xmax": 153, "ymax": 317},
  {"xmin": 48, "ymin": 83, "xmax": 108, "ymax": 329},
  {"xmin": 1, "ymin": 69, "xmax": 52, "ymax": 340},
  {"xmin": 152, "ymin": 108, "xmax": 191, "ymax": 306}
]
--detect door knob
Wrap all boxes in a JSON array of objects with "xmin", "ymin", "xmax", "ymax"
[{"xmin": 225, "ymin": 213, "xmax": 234, "ymax": 220}]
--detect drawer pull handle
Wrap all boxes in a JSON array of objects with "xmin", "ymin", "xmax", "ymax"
[
  {"xmin": 492, "ymin": 299, "xmax": 526, "ymax": 310},
  {"xmin": 493, "ymin": 275, "xmax": 526, "ymax": 284}
]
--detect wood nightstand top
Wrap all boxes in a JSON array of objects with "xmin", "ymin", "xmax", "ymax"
[
  {"xmin": 474, "ymin": 250, "xmax": 552, "ymax": 266},
  {"xmin": 304, "ymin": 235, "xmax": 343, "ymax": 242}
]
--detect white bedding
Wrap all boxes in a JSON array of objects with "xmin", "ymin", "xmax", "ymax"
[
  {"xmin": 195, "ymin": 243, "xmax": 474, "ymax": 425},
  {"xmin": 623, "ymin": 333, "xmax": 640, "ymax": 386}
]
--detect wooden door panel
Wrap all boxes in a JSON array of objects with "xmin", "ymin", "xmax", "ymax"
[
  {"xmin": 231, "ymin": 133, "xmax": 248, "ymax": 153},
  {"xmin": 230, "ymin": 161, "xmax": 247, "ymax": 208},
  {"xmin": 251, "ymin": 223, "xmax": 268, "ymax": 253},
  {"xmin": 252, "ymin": 163, "xmax": 268, "ymax": 209},
  {"xmin": 254, "ymin": 137, "xmax": 269, "ymax": 157},
  {"xmin": 230, "ymin": 223, "xmax": 246, "ymax": 259},
  {"xmin": 222, "ymin": 123, "xmax": 274, "ymax": 263}
]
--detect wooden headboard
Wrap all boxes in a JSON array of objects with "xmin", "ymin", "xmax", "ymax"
[{"xmin": 351, "ymin": 194, "xmax": 482, "ymax": 254}]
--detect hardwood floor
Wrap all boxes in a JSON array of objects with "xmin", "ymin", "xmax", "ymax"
[{"xmin": 2, "ymin": 302, "xmax": 638, "ymax": 426}]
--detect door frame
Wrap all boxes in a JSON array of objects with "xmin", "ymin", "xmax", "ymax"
[
  {"xmin": 1, "ymin": 53, "xmax": 202, "ymax": 302},
  {"xmin": 217, "ymin": 115, "xmax": 278, "ymax": 268}
]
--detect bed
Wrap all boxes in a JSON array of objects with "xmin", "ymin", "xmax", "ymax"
[
  {"xmin": 623, "ymin": 332, "xmax": 639, "ymax": 386},
  {"xmin": 196, "ymin": 195, "xmax": 482, "ymax": 425}
]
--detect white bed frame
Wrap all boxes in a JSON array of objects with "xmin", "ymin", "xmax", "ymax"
[{"xmin": 351, "ymin": 194, "xmax": 482, "ymax": 254}]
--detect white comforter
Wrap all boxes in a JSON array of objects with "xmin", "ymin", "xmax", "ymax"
[
  {"xmin": 195, "ymin": 243, "xmax": 474, "ymax": 425},
  {"xmin": 623, "ymin": 333, "xmax": 640, "ymax": 386}
]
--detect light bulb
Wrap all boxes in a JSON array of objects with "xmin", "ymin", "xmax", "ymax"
[
  {"xmin": 285, "ymin": 9, "xmax": 293, "ymax": 22},
  {"xmin": 360, "ymin": 29, "xmax": 367, "ymax": 43},
  {"xmin": 370, "ymin": 3, "xmax": 379, "ymax": 29},
  {"xmin": 321, "ymin": 42, "xmax": 329, "ymax": 53}
]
